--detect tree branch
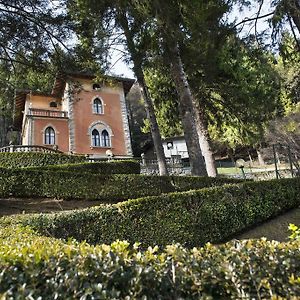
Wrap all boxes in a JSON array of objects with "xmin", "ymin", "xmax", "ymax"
[{"xmin": 233, "ymin": 11, "xmax": 275, "ymax": 29}]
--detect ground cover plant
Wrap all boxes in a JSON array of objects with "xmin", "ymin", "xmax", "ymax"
[
  {"xmin": 0, "ymin": 220, "xmax": 299, "ymax": 299},
  {"xmin": 23, "ymin": 177, "xmax": 300, "ymax": 247}
]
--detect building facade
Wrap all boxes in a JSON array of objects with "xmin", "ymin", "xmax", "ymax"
[{"xmin": 13, "ymin": 72, "xmax": 135, "ymax": 158}]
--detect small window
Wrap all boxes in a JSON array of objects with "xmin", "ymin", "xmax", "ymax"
[
  {"xmin": 101, "ymin": 130, "xmax": 110, "ymax": 147},
  {"xmin": 93, "ymin": 83, "xmax": 101, "ymax": 90},
  {"xmin": 44, "ymin": 127, "xmax": 55, "ymax": 145},
  {"xmin": 92, "ymin": 129, "xmax": 100, "ymax": 147},
  {"xmin": 93, "ymin": 98, "xmax": 103, "ymax": 114},
  {"xmin": 49, "ymin": 101, "xmax": 57, "ymax": 108}
]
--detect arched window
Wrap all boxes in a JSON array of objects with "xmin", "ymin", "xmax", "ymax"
[
  {"xmin": 93, "ymin": 83, "xmax": 101, "ymax": 90},
  {"xmin": 49, "ymin": 101, "xmax": 57, "ymax": 108},
  {"xmin": 92, "ymin": 129, "xmax": 100, "ymax": 147},
  {"xmin": 89, "ymin": 122, "xmax": 113, "ymax": 148},
  {"xmin": 44, "ymin": 127, "xmax": 55, "ymax": 145},
  {"xmin": 101, "ymin": 130, "xmax": 110, "ymax": 147},
  {"xmin": 93, "ymin": 98, "xmax": 103, "ymax": 114}
]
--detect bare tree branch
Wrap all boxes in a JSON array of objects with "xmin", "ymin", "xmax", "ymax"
[{"xmin": 233, "ymin": 11, "xmax": 275, "ymax": 29}]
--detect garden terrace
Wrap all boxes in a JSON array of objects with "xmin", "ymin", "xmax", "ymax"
[{"xmin": 22, "ymin": 177, "xmax": 300, "ymax": 247}]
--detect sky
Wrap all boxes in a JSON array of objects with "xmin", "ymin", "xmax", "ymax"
[{"xmin": 109, "ymin": 1, "xmax": 275, "ymax": 79}]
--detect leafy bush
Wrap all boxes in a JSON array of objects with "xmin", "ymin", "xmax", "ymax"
[
  {"xmin": 25, "ymin": 177, "xmax": 300, "ymax": 247},
  {"xmin": 289, "ymin": 224, "xmax": 300, "ymax": 241},
  {"xmin": 27, "ymin": 160, "xmax": 141, "ymax": 174},
  {"xmin": 0, "ymin": 152, "xmax": 84, "ymax": 168},
  {"xmin": 0, "ymin": 224, "xmax": 299, "ymax": 299},
  {"xmin": 0, "ymin": 168, "xmax": 242, "ymax": 201}
]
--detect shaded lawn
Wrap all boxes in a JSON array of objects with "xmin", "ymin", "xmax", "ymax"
[{"xmin": 235, "ymin": 207, "xmax": 300, "ymax": 242}]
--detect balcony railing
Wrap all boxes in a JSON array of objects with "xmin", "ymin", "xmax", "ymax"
[
  {"xmin": 0, "ymin": 145, "xmax": 63, "ymax": 153},
  {"xmin": 28, "ymin": 108, "xmax": 68, "ymax": 118}
]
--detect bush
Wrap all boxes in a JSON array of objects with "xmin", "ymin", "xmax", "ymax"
[
  {"xmin": 0, "ymin": 152, "xmax": 84, "ymax": 168},
  {"xmin": 0, "ymin": 168, "xmax": 242, "ymax": 201},
  {"xmin": 27, "ymin": 160, "xmax": 141, "ymax": 174},
  {"xmin": 0, "ymin": 224, "xmax": 299, "ymax": 299},
  {"xmin": 25, "ymin": 177, "xmax": 300, "ymax": 247},
  {"xmin": 289, "ymin": 224, "xmax": 300, "ymax": 241}
]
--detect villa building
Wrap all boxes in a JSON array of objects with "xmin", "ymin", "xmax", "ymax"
[{"xmin": 13, "ymin": 72, "xmax": 135, "ymax": 158}]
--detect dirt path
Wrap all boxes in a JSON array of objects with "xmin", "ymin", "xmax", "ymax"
[{"xmin": 0, "ymin": 198, "xmax": 107, "ymax": 217}]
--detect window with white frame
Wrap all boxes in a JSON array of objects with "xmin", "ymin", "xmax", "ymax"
[
  {"xmin": 93, "ymin": 98, "xmax": 103, "ymax": 114},
  {"xmin": 89, "ymin": 122, "xmax": 112, "ymax": 148},
  {"xmin": 101, "ymin": 130, "xmax": 110, "ymax": 147},
  {"xmin": 44, "ymin": 126, "xmax": 55, "ymax": 145},
  {"xmin": 92, "ymin": 129, "xmax": 100, "ymax": 147}
]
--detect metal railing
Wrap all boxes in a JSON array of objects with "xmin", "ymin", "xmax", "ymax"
[
  {"xmin": 28, "ymin": 108, "xmax": 68, "ymax": 118},
  {"xmin": 0, "ymin": 145, "xmax": 62, "ymax": 153}
]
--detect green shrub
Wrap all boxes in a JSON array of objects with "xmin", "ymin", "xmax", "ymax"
[
  {"xmin": 27, "ymin": 160, "xmax": 141, "ymax": 174},
  {"xmin": 289, "ymin": 224, "xmax": 300, "ymax": 241},
  {"xmin": 0, "ymin": 168, "xmax": 242, "ymax": 201},
  {"xmin": 0, "ymin": 224, "xmax": 299, "ymax": 299},
  {"xmin": 25, "ymin": 177, "xmax": 300, "ymax": 247},
  {"xmin": 0, "ymin": 152, "xmax": 84, "ymax": 168}
]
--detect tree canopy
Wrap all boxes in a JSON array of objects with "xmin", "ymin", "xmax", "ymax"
[{"xmin": 0, "ymin": 0, "xmax": 299, "ymax": 162}]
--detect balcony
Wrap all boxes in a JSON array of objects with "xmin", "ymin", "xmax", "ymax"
[
  {"xmin": 0, "ymin": 145, "xmax": 62, "ymax": 153},
  {"xmin": 28, "ymin": 108, "xmax": 68, "ymax": 118}
]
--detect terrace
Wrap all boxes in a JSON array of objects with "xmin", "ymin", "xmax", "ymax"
[{"xmin": 28, "ymin": 108, "xmax": 68, "ymax": 118}]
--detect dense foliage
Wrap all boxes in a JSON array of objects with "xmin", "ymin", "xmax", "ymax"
[
  {"xmin": 24, "ymin": 177, "xmax": 300, "ymax": 247},
  {"xmin": 0, "ymin": 152, "xmax": 85, "ymax": 168},
  {"xmin": 27, "ymin": 160, "xmax": 141, "ymax": 175},
  {"xmin": 0, "ymin": 168, "xmax": 241, "ymax": 201},
  {"xmin": 0, "ymin": 222, "xmax": 299, "ymax": 299}
]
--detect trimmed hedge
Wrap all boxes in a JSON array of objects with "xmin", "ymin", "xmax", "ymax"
[
  {"xmin": 0, "ymin": 152, "xmax": 84, "ymax": 168},
  {"xmin": 0, "ymin": 168, "xmax": 243, "ymax": 201},
  {"xmin": 25, "ymin": 177, "xmax": 300, "ymax": 247},
  {"xmin": 0, "ymin": 224, "xmax": 299, "ymax": 299},
  {"xmin": 26, "ymin": 160, "xmax": 141, "ymax": 174}
]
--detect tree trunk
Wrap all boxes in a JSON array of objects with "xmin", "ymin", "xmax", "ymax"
[
  {"xmin": 193, "ymin": 104, "xmax": 218, "ymax": 177},
  {"xmin": 0, "ymin": 115, "xmax": 3, "ymax": 146},
  {"xmin": 167, "ymin": 41, "xmax": 207, "ymax": 176},
  {"xmin": 137, "ymin": 72, "xmax": 169, "ymax": 175},
  {"xmin": 256, "ymin": 148, "xmax": 265, "ymax": 166},
  {"xmin": 118, "ymin": 11, "xmax": 168, "ymax": 176},
  {"xmin": 288, "ymin": 0, "xmax": 300, "ymax": 33}
]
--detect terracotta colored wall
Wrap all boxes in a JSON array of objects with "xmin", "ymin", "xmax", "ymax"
[
  {"xmin": 72, "ymin": 86, "xmax": 127, "ymax": 156},
  {"xmin": 21, "ymin": 79, "xmax": 129, "ymax": 156},
  {"xmin": 30, "ymin": 95, "xmax": 61, "ymax": 110},
  {"xmin": 33, "ymin": 118, "xmax": 69, "ymax": 153}
]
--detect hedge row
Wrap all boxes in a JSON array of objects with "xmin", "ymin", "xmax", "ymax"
[
  {"xmin": 0, "ymin": 152, "xmax": 84, "ymax": 168},
  {"xmin": 25, "ymin": 177, "xmax": 300, "ymax": 247},
  {"xmin": 0, "ymin": 223, "xmax": 299, "ymax": 299},
  {"xmin": 26, "ymin": 160, "xmax": 141, "ymax": 174},
  {"xmin": 0, "ymin": 168, "xmax": 243, "ymax": 201}
]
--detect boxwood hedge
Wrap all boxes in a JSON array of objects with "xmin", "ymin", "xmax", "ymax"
[
  {"xmin": 0, "ymin": 152, "xmax": 84, "ymax": 168},
  {"xmin": 26, "ymin": 160, "xmax": 141, "ymax": 174},
  {"xmin": 25, "ymin": 177, "xmax": 300, "ymax": 247},
  {"xmin": 0, "ymin": 168, "xmax": 243, "ymax": 201},
  {"xmin": 0, "ymin": 223, "xmax": 299, "ymax": 299}
]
